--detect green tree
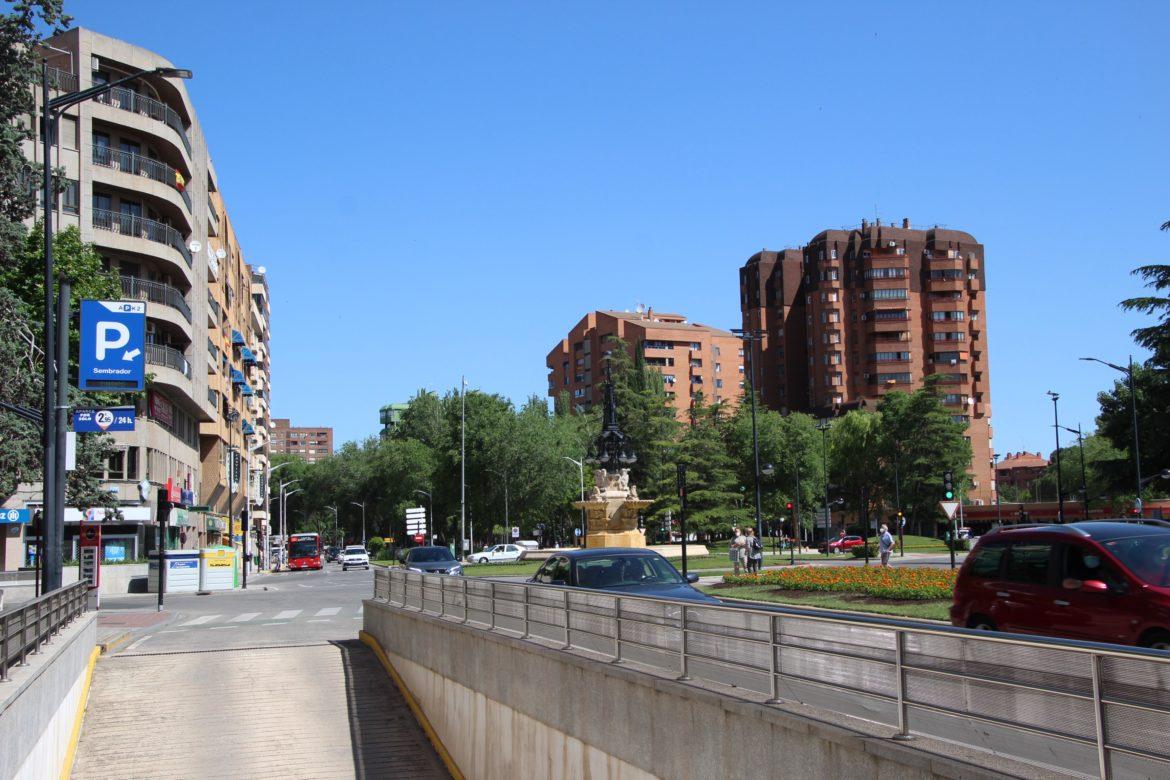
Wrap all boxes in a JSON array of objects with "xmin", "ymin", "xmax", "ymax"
[
  {"xmin": 1033, "ymin": 433, "xmax": 1129, "ymax": 510},
  {"xmin": 1095, "ymin": 364, "xmax": 1170, "ymax": 498},
  {"xmin": 828, "ymin": 409, "xmax": 883, "ymax": 528},
  {"xmin": 605, "ymin": 340, "xmax": 681, "ymax": 492},
  {"xmin": 1119, "ymin": 223, "xmax": 1170, "ymax": 365}
]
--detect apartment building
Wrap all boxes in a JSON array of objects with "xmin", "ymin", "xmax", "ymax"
[
  {"xmin": 996, "ymin": 452, "xmax": 1049, "ymax": 497},
  {"xmin": 2, "ymin": 28, "xmax": 271, "ymax": 569},
  {"xmin": 546, "ymin": 309, "xmax": 744, "ymax": 419},
  {"xmin": 270, "ymin": 419, "xmax": 333, "ymax": 463},
  {"xmin": 740, "ymin": 219, "xmax": 993, "ymax": 502}
]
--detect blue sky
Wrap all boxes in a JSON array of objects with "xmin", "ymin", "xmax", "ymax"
[{"xmin": 76, "ymin": 1, "xmax": 1169, "ymax": 454}]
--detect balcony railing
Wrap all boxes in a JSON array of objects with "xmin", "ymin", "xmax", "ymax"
[
  {"xmin": 120, "ymin": 275, "xmax": 191, "ymax": 323},
  {"xmin": 93, "ymin": 85, "xmax": 191, "ymax": 156},
  {"xmin": 206, "ymin": 291, "xmax": 220, "ymax": 321},
  {"xmin": 145, "ymin": 343, "xmax": 191, "ymax": 378},
  {"xmin": 92, "ymin": 144, "xmax": 191, "ymax": 213},
  {"xmin": 45, "ymin": 66, "xmax": 79, "ymax": 93},
  {"xmin": 92, "ymin": 208, "xmax": 191, "ymax": 268}
]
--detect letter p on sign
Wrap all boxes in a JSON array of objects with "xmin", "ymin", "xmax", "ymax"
[{"xmin": 96, "ymin": 321, "xmax": 130, "ymax": 360}]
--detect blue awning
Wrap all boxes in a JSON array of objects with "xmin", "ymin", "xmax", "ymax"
[
  {"xmin": 240, "ymin": 347, "xmax": 256, "ymax": 363},
  {"xmin": 231, "ymin": 330, "xmax": 245, "ymax": 345},
  {"xmin": 240, "ymin": 383, "xmax": 254, "ymax": 396},
  {"xmin": 230, "ymin": 368, "xmax": 246, "ymax": 384},
  {"xmin": 241, "ymin": 420, "xmax": 255, "ymax": 435}
]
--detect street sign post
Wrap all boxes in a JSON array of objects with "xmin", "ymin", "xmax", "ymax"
[
  {"xmin": 79, "ymin": 300, "xmax": 146, "ymax": 391},
  {"xmin": 72, "ymin": 407, "xmax": 136, "ymax": 432},
  {"xmin": 939, "ymin": 501, "xmax": 959, "ymax": 520},
  {"xmin": 510, "ymin": 526, "xmax": 520, "ymax": 539},
  {"xmin": 940, "ymin": 501, "xmax": 960, "ymax": 570},
  {"xmin": 405, "ymin": 506, "xmax": 427, "ymax": 544}
]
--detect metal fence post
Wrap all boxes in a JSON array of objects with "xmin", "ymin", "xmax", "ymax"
[
  {"xmin": 1091, "ymin": 653, "xmax": 1109, "ymax": 779},
  {"xmin": 677, "ymin": 605, "xmax": 691, "ymax": 681},
  {"xmin": 894, "ymin": 630, "xmax": 913, "ymax": 740},
  {"xmin": 766, "ymin": 614, "xmax": 780, "ymax": 703},
  {"xmin": 522, "ymin": 586, "xmax": 530, "ymax": 639},
  {"xmin": 0, "ymin": 614, "xmax": 9, "ymax": 681},
  {"xmin": 562, "ymin": 590, "xmax": 571, "ymax": 650},
  {"xmin": 461, "ymin": 577, "xmax": 469, "ymax": 624},
  {"xmin": 489, "ymin": 581, "xmax": 496, "ymax": 630},
  {"xmin": 611, "ymin": 597, "xmax": 623, "ymax": 664},
  {"xmin": 29, "ymin": 601, "xmax": 41, "ymax": 656}
]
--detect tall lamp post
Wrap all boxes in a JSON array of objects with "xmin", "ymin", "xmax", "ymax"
[
  {"xmin": 732, "ymin": 328, "xmax": 766, "ymax": 538},
  {"xmin": 277, "ymin": 479, "xmax": 299, "ymax": 568},
  {"xmin": 1060, "ymin": 424, "xmax": 1090, "ymax": 521},
  {"xmin": 413, "ymin": 489, "xmax": 433, "ymax": 543},
  {"xmin": 264, "ymin": 461, "xmax": 293, "ymax": 568},
  {"xmin": 350, "ymin": 501, "xmax": 366, "ymax": 546},
  {"xmin": 816, "ymin": 418, "xmax": 832, "ymax": 554},
  {"xmin": 460, "ymin": 376, "xmax": 467, "ymax": 557},
  {"xmin": 225, "ymin": 410, "xmax": 240, "ymax": 550},
  {"xmin": 992, "ymin": 453, "xmax": 1003, "ymax": 526},
  {"xmin": 563, "ymin": 456, "xmax": 585, "ymax": 542},
  {"xmin": 37, "ymin": 61, "xmax": 192, "ymax": 593},
  {"xmin": 1081, "ymin": 356, "xmax": 1143, "ymax": 513},
  {"xmin": 1047, "ymin": 391, "xmax": 1065, "ymax": 524}
]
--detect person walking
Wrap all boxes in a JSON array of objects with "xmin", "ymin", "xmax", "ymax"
[
  {"xmin": 878, "ymin": 523, "xmax": 895, "ymax": 568},
  {"xmin": 745, "ymin": 527, "xmax": 764, "ymax": 574},
  {"xmin": 729, "ymin": 526, "xmax": 745, "ymax": 575}
]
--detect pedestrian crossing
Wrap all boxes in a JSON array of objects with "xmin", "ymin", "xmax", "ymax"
[{"xmin": 166, "ymin": 605, "xmax": 363, "ymax": 630}]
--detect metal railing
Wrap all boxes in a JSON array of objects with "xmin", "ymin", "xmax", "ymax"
[
  {"xmin": 374, "ymin": 567, "xmax": 1170, "ymax": 780},
  {"xmin": 45, "ymin": 66, "xmax": 79, "ymax": 93},
  {"xmin": 91, "ymin": 208, "xmax": 191, "ymax": 268},
  {"xmin": 93, "ymin": 85, "xmax": 192, "ymax": 156},
  {"xmin": 91, "ymin": 144, "xmax": 192, "ymax": 213},
  {"xmin": 120, "ymin": 275, "xmax": 191, "ymax": 323},
  {"xmin": 146, "ymin": 343, "xmax": 191, "ymax": 378},
  {"xmin": 0, "ymin": 582, "xmax": 88, "ymax": 682}
]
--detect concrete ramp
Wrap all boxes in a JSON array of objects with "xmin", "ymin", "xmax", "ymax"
[{"xmin": 72, "ymin": 640, "xmax": 449, "ymax": 779}]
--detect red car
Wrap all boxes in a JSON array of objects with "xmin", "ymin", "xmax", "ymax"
[
  {"xmin": 820, "ymin": 535, "xmax": 866, "ymax": 553},
  {"xmin": 950, "ymin": 520, "xmax": 1170, "ymax": 649}
]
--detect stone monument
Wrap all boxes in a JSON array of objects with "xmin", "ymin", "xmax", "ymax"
[{"xmin": 573, "ymin": 367, "xmax": 651, "ymax": 548}]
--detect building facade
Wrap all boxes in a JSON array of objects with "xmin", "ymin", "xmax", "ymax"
[
  {"xmin": 546, "ymin": 309, "xmax": 744, "ymax": 419},
  {"xmin": 995, "ymin": 452, "xmax": 1049, "ymax": 498},
  {"xmin": 270, "ymin": 419, "xmax": 333, "ymax": 463},
  {"xmin": 740, "ymin": 219, "xmax": 993, "ymax": 502},
  {"xmin": 1, "ymin": 28, "xmax": 271, "ymax": 570},
  {"xmin": 379, "ymin": 403, "xmax": 409, "ymax": 438}
]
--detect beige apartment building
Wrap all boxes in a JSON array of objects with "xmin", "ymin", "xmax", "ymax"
[
  {"xmin": 546, "ymin": 309, "xmax": 745, "ymax": 419},
  {"xmin": 270, "ymin": 419, "xmax": 333, "ymax": 464},
  {"xmin": 1, "ymin": 28, "xmax": 272, "ymax": 570}
]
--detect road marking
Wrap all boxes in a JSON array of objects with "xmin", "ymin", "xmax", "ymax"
[
  {"xmin": 230, "ymin": 612, "xmax": 260, "ymax": 623},
  {"xmin": 307, "ymin": 619, "xmax": 331, "ymax": 623},
  {"xmin": 178, "ymin": 615, "xmax": 219, "ymax": 627},
  {"xmin": 353, "ymin": 616, "xmax": 362, "ymax": 620},
  {"xmin": 125, "ymin": 636, "xmax": 151, "ymax": 652},
  {"xmin": 296, "ymin": 584, "xmax": 314, "ymax": 589},
  {"xmin": 314, "ymin": 607, "xmax": 341, "ymax": 617},
  {"xmin": 263, "ymin": 621, "xmax": 289, "ymax": 626},
  {"xmin": 159, "ymin": 629, "xmax": 188, "ymax": 634},
  {"xmin": 210, "ymin": 625, "xmax": 239, "ymax": 630},
  {"xmin": 274, "ymin": 610, "xmax": 301, "ymax": 620}
]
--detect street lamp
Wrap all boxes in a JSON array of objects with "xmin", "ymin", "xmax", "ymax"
[
  {"xmin": 37, "ymin": 62, "xmax": 191, "ymax": 593},
  {"xmin": 731, "ymin": 328, "xmax": 767, "ymax": 539},
  {"xmin": 1060, "ymin": 424, "xmax": 1089, "ymax": 521},
  {"xmin": 816, "ymin": 418, "xmax": 832, "ymax": 555},
  {"xmin": 263, "ymin": 461, "xmax": 293, "ymax": 568},
  {"xmin": 350, "ymin": 501, "xmax": 366, "ymax": 546},
  {"xmin": 992, "ymin": 453, "xmax": 1003, "ymax": 526},
  {"xmin": 225, "ymin": 410, "xmax": 240, "ymax": 552},
  {"xmin": 276, "ymin": 478, "xmax": 299, "ymax": 567},
  {"xmin": 414, "ymin": 489, "xmax": 433, "ymax": 543},
  {"xmin": 1047, "ymin": 391, "xmax": 1065, "ymax": 524},
  {"xmin": 1081, "ymin": 356, "xmax": 1143, "ymax": 512}
]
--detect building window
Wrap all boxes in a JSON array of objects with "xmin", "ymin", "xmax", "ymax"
[
  {"xmin": 931, "ymin": 310, "xmax": 966, "ymax": 321},
  {"xmin": 873, "ymin": 351, "xmax": 911, "ymax": 362},
  {"xmin": 876, "ymin": 372, "xmax": 911, "ymax": 384},
  {"xmin": 931, "ymin": 332, "xmax": 966, "ymax": 341},
  {"xmin": 872, "ymin": 309, "xmax": 909, "ymax": 321},
  {"xmin": 930, "ymin": 269, "xmax": 964, "ymax": 281},
  {"xmin": 863, "ymin": 267, "xmax": 907, "ymax": 279},
  {"xmin": 871, "ymin": 288, "xmax": 909, "ymax": 300}
]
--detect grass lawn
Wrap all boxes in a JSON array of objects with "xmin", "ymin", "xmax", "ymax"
[
  {"xmin": 704, "ymin": 583, "xmax": 952, "ymax": 621},
  {"xmin": 462, "ymin": 561, "xmax": 542, "ymax": 577}
]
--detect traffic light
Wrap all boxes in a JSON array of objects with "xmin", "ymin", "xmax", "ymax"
[
  {"xmin": 785, "ymin": 502, "xmax": 794, "ymax": 511},
  {"xmin": 1018, "ymin": 505, "xmax": 1028, "ymax": 523},
  {"xmin": 942, "ymin": 470, "xmax": 955, "ymax": 500}
]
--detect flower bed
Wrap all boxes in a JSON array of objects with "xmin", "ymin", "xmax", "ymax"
[{"xmin": 722, "ymin": 566, "xmax": 957, "ymax": 600}]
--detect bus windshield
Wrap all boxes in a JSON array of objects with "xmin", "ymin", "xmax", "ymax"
[{"xmin": 290, "ymin": 538, "xmax": 320, "ymax": 558}]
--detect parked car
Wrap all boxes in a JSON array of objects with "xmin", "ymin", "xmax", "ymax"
[
  {"xmin": 474, "ymin": 544, "xmax": 524, "ymax": 564},
  {"xmin": 340, "ymin": 545, "xmax": 370, "ymax": 571},
  {"xmin": 527, "ymin": 548, "xmax": 718, "ymax": 603},
  {"xmin": 514, "ymin": 540, "xmax": 540, "ymax": 552},
  {"xmin": 324, "ymin": 546, "xmax": 340, "ymax": 563},
  {"xmin": 950, "ymin": 520, "xmax": 1170, "ymax": 649},
  {"xmin": 401, "ymin": 546, "xmax": 464, "ymax": 576},
  {"xmin": 819, "ymin": 535, "xmax": 865, "ymax": 554}
]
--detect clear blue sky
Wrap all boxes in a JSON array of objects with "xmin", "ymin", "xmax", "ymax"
[{"xmin": 76, "ymin": 1, "xmax": 1169, "ymax": 455}]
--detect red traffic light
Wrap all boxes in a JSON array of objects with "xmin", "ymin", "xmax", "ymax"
[{"xmin": 785, "ymin": 502, "xmax": 793, "ymax": 510}]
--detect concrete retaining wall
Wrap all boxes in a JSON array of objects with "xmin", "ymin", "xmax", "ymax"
[
  {"xmin": 0, "ymin": 611, "xmax": 97, "ymax": 780},
  {"xmin": 363, "ymin": 600, "xmax": 1027, "ymax": 780},
  {"xmin": 62, "ymin": 564, "xmax": 149, "ymax": 594}
]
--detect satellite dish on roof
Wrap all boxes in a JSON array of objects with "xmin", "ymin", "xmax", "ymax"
[
  {"xmin": 188, "ymin": 240, "xmax": 202, "ymax": 253},
  {"xmin": 215, "ymin": 248, "xmax": 226, "ymax": 260},
  {"xmin": 257, "ymin": 266, "xmax": 266, "ymax": 275}
]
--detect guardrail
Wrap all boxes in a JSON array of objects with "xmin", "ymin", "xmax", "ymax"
[
  {"xmin": 0, "ymin": 582, "xmax": 88, "ymax": 682},
  {"xmin": 94, "ymin": 85, "xmax": 192, "ymax": 156},
  {"xmin": 373, "ymin": 567, "xmax": 1170, "ymax": 779},
  {"xmin": 146, "ymin": 343, "xmax": 191, "ymax": 378},
  {"xmin": 91, "ymin": 208, "xmax": 192, "ymax": 268}
]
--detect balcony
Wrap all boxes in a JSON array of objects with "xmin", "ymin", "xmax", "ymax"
[
  {"xmin": 146, "ymin": 343, "xmax": 190, "ymax": 378},
  {"xmin": 93, "ymin": 85, "xmax": 191, "ymax": 156},
  {"xmin": 91, "ymin": 144, "xmax": 192, "ymax": 213},
  {"xmin": 120, "ymin": 275, "xmax": 191, "ymax": 323},
  {"xmin": 206, "ymin": 291, "xmax": 220, "ymax": 327},
  {"xmin": 46, "ymin": 66, "xmax": 79, "ymax": 92},
  {"xmin": 92, "ymin": 208, "xmax": 191, "ymax": 268}
]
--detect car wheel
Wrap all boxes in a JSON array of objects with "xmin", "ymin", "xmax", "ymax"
[
  {"xmin": 968, "ymin": 615, "xmax": 997, "ymax": 632},
  {"xmin": 1139, "ymin": 630, "xmax": 1170, "ymax": 651},
  {"xmin": 478, "ymin": 557, "xmax": 489, "ymax": 564}
]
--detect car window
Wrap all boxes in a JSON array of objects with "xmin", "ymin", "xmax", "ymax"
[
  {"xmin": 546, "ymin": 557, "xmax": 570, "ymax": 584},
  {"xmin": 1104, "ymin": 535, "xmax": 1170, "ymax": 587},
  {"xmin": 967, "ymin": 542, "xmax": 1006, "ymax": 579},
  {"xmin": 575, "ymin": 555, "xmax": 685, "ymax": 588},
  {"xmin": 506, "ymin": 545, "xmax": 518, "ymax": 553},
  {"xmin": 1004, "ymin": 543, "xmax": 1054, "ymax": 586},
  {"xmin": 1060, "ymin": 544, "xmax": 1125, "ymax": 589},
  {"xmin": 534, "ymin": 559, "xmax": 554, "ymax": 583}
]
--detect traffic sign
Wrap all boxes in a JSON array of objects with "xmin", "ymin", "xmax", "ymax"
[
  {"xmin": 73, "ymin": 407, "xmax": 136, "ymax": 432},
  {"xmin": 511, "ymin": 526, "xmax": 520, "ymax": 539},
  {"xmin": 79, "ymin": 300, "xmax": 146, "ymax": 391},
  {"xmin": 412, "ymin": 533, "xmax": 425, "ymax": 544},
  {"xmin": 939, "ymin": 501, "xmax": 959, "ymax": 520},
  {"xmin": 0, "ymin": 508, "xmax": 30, "ymax": 524}
]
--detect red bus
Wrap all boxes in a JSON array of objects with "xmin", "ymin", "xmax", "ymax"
[{"xmin": 287, "ymin": 532, "xmax": 323, "ymax": 570}]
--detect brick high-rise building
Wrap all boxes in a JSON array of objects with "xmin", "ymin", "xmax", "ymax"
[
  {"xmin": 271, "ymin": 419, "xmax": 334, "ymax": 463},
  {"xmin": 547, "ymin": 309, "xmax": 744, "ymax": 419},
  {"xmin": 740, "ymin": 219, "xmax": 993, "ymax": 502}
]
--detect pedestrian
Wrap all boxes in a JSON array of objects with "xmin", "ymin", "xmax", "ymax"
[
  {"xmin": 733, "ymin": 526, "xmax": 749, "ymax": 575},
  {"xmin": 729, "ymin": 526, "xmax": 744, "ymax": 575},
  {"xmin": 746, "ymin": 527, "xmax": 764, "ymax": 574},
  {"xmin": 878, "ymin": 523, "xmax": 895, "ymax": 568}
]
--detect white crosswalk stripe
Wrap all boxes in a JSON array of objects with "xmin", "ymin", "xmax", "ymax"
[
  {"xmin": 273, "ymin": 610, "xmax": 302, "ymax": 620},
  {"xmin": 230, "ymin": 612, "xmax": 260, "ymax": 623},
  {"xmin": 178, "ymin": 615, "xmax": 219, "ymax": 627},
  {"xmin": 314, "ymin": 607, "xmax": 340, "ymax": 617}
]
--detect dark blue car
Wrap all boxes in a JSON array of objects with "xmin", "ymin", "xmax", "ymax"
[{"xmin": 528, "ymin": 548, "xmax": 719, "ymax": 603}]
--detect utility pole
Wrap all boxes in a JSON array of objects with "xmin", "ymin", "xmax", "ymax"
[
  {"xmin": 1060, "ymin": 424, "xmax": 1089, "ymax": 521},
  {"xmin": 51, "ymin": 277, "xmax": 70, "ymax": 580},
  {"xmin": 732, "ymin": 328, "xmax": 766, "ymax": 539},
  {"xmin": 460, "ymin": 375, "xmax": 467, "ymax": 559},
  {"xmin": 1047, "ymin": 391, "xmax": 1065, "ymax": 524},
  {"xmin": 816, "ymin": 419, "xmax": 831, "ymax": 555},
  {"xmin": 677, "ymin": 464, "xmax": 688, "ymax": 576}
]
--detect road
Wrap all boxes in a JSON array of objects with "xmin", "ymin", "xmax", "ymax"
[{"xmin": 72, "ymin": 563, "xmax": 449, "ymax": 780}]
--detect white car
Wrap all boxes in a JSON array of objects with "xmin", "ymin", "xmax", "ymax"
[
  {"xmin": 473, "ymin": 544, "xmax": 524, "ymax": 564},
  {"xmin": 341, "ymin": 545, "xmax": 370, "ymax": 570}
]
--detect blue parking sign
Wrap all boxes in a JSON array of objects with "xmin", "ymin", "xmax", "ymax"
[{"xmin": 79, "ymin": 300, "xmax": 146, "ymax": 391}]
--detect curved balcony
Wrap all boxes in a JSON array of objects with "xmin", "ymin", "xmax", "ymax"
[
  {"xmin": 93, "ymin": 86, "xmax": 191, "ymax": 157},
  {"xmin": 120, "ymin": 274, "xmax": 191, "ymax": 325},
  {"xmin": 146, "ymin": 343, "xmax": 191, "ymax": 377},
  {"xmin": 92, "ymin": 144, "xmax": 193, "ymax": 217},
  {"xmin": 92, "ymin": 208, "xmax": 192, "ymax": 271}
]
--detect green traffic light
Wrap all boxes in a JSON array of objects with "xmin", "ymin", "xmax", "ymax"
[{"xmin": 945, "ymin": 490, "xmax": 954, "ymax": 499}]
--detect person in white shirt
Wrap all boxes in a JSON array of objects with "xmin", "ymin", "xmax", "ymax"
[{"xmin": 878, "ymin": 524, "xmax": 895, "ymax": 568}]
